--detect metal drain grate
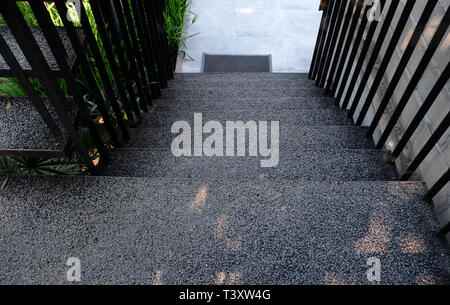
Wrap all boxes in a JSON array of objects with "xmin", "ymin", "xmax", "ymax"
[{"xmin": 202, "ymin": 54, "xmax": 272, "ymax": 72}]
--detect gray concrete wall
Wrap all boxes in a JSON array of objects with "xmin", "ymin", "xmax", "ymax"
[
  {"xmin": 340, "ymin": 0, "xmax": 449, "ymax": 241},
  {"xmin": 176, "ymin": 0, "xmax": 322, "ymax": 72}
]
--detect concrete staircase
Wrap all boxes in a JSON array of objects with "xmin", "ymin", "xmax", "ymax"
[{"xmin": 0, "ymin": 73, "xmax": 448, "ymax": 284}]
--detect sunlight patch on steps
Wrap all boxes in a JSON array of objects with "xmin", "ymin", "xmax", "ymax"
[
  {"xmin": 215, "ymin": 271, "xmax": 243, "ymax": 285},
  {"xmin": 214, "ymin": 214, "xmax": 230, "ymax": 240},
  {"xmin": 400, "ymin": 233, "xmax": 427, "ymax": 254},
  {"xmin": 227, "ymin": 235, "xmax": 242, "ymax": 252},
  {"xmin": 189, "ymin": 185, "xmax": 208, "ymax": 215},
  {"xmin": 416, "ymin": 274, "xmax": 439, "ymax": 285},
  {"xmin": 353, "ymin": 200, "xmax": 392, "ymax": 254},
  {"xmin": 152, "ymin": 270, "xmax": 164, "ymax": 285}
]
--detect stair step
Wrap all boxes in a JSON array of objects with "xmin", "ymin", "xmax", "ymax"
[
  {"xmin": 167, "ymin": 79, "xmax": 319, "ymax": 90},
  {"xmin": 0, "ymin": 26, "xmax": 83, "ymax": 77},
  {"xmin": 161, "ymin": 88, "xmax": 326, "ymax": 99},
  {"xmin": 0, "ymin": 97, "xmax": 76, "ymax": 157},
  {"xmin": 154, "ymin": 97, "xmax": 336, "ymax": 111},
  {"xmin": 1, "ymin": 175, "xmax": 447, "ymax": 284},
  {"xmin": 174, "ymin": 72, "xmax": 313, "ymax": 81},
  {"xmin": 139, "ymin": 110, "xmax": 353, "ymax": 128},
  {"xmin": 104, "ymin": 149, "xmax": 398, "ymax": 181},
  {"xmin": 127, "ymin": 126, "xmax": 373, "ymax": 150}
]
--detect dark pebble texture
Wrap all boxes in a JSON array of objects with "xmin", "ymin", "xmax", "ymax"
[
  {"xmin": 139, "ymin": 109, "xmax": 353, "ymax": 128},
  {"xmin": 154, "ymin": 97, "xmax": 337, "ymax": 111},
  {"xmin": 1, "ymin": 73, "xmax": 447, "ymax": 285},
  {"xmin": 104, "ymin": 149, "xmax": 398, "ymax": 181},
  {"xmin": 128, "ymin": 126, "xmax": 373, "ymax": 150},
  {"xmin": 173, "ymin": 72, "xmax": 317, "ymax": 82},
  {"xmin": 161, "ymin": 88, "xmax": 326, "ymax": 99},
  {"xmin": 0, "ymin": 97, "xmax": 76, "ymax": 155},
  {"xmin": 167, "ymin": 79, "xmax": 320, "ymax": 90},
  {"xmin": 0, "ymin": 176, "xmax": 448, "ymax": 284}
]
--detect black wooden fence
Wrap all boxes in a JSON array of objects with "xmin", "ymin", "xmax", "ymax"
[
  {"xmin": 0, "ymin": 0, "xmax": 172, "ymax": 174},
  {"xmin": 310, "ymin": 0, "xmax": 449, "ymax": 237}
]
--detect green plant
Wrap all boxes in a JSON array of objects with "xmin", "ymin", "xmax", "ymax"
[
  {"xmin": 164, "ymin": 0, "xmax": 198, "ymax": 67},
  {"xmin": 0, "ymin": 78, "xmax": 26, "ymax": 96},
  {"xmin": 17, "ymin": 1, "xmax": 39, "ymax": 26},
  {"xmin": 0, "ymin": 156, "xmax": 85, "ymax": 176},
  {"xmin": 0, "ymin": 77, "xmax": 46, "ymax": 96}
]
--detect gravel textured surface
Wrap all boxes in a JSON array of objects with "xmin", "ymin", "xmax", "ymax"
[
  {"xmin": 161, "ymin": 88, "xmax": 326, "ymax": 99},
  {"xmin": 154, "ymin": 97, "xmax": 337, "ymax": 111},
  {"xmin": 139, "ymin": 109, "xmax": 353, "ymax": 128},
  {"xmin": 173, "ymin": 73, "xmax": 316, "ymax": 81},
  {"xmin": 128, "ymin": 126, "xmax": 373, "ymax": 150},
  {"xmin": 104, "ymin": 149, "xmax": 398, "ymax": 181},
  {"xmin": 0, "ymin": 26, "xmax": 81, "ymax": 75},
  {"xmin": 167, "ymin": 79, "xmax": 319, "ymax": 90},
  {"xmin": 0, "ymin": 176, "xmax": 448, "ymax": 285},
  {"xmin": 1, "ymin": 73, "xmax": 447, "ymax": 285},
  {"xmin": 0, "ymin": 97, "xmax": 76, "ymax": 155}
]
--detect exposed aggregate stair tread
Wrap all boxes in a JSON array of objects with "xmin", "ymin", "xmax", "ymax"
[
  {"xmin": 173, "ymin": 72, "xmax": 316, "ymax": 81},
  {"xmin": 1, "ymin": 73, "xmax": 447, "ymax": 285},
  {"xmin": 0, "ymin": 96, "xmax": 76, "ymax": 156},
  {"xmin": 0, "ymin": 176, "xmax": 448, "ymax": 284},
  {"xmin": 139, "ymin": 109, "xmax": 354, "ymax": 128},
  {"xmin": 153, "ymin": 97, "xmax": 337, "ymax": 111},
  {"xmin": 104, "ymin": 149, "xmax": 399, "ymax": 181},
  {"xmin": 0, "ymin": 26, "xmax": 83, "ymax": 76},
  {"xmin": 127, "ymin": 126, "xmax": 374, "ymax": 150},
  {"xmin": 167, "ymin": 79, "xmax": 321, "ymax": 90},
  {"xmin": 161, "ymin": 88, "xmax": 326, "ymax": 99}
]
